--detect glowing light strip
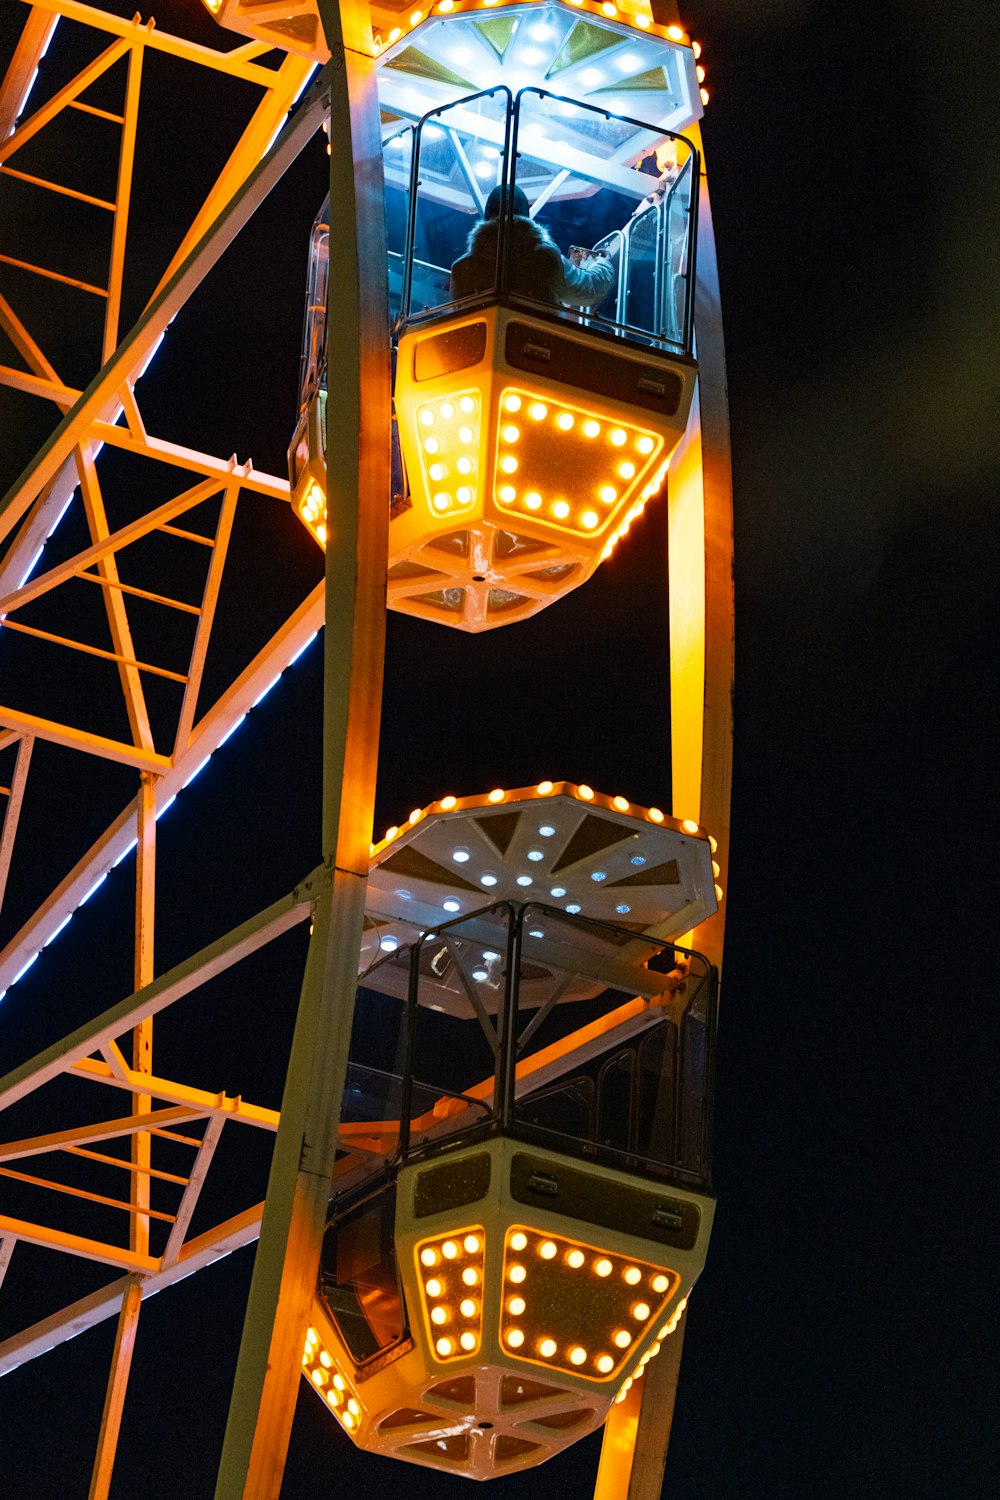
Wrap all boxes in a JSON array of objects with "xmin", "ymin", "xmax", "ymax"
[{"xmin": 0, "ymin": 629, "xmax": 320, "ymax": 1002}]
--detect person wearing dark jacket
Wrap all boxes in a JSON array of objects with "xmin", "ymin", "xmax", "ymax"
[{"xmin": 450, "ymin": 185, "xmax": 614, "ymax": 309}]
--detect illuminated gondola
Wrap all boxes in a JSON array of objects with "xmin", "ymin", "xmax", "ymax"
[
  {"xmin": 277, "ymin": 1, "xmax": 704, "ymax": 627},
  {"xmin": 310, "ymin": 782, "xmax": 717, "ymax": 1476}
]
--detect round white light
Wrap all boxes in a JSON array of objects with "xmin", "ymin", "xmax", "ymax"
[
  {"xmin": 566, "ymin": 903, "xmax": 581, "ymax": 914},
  {"xmin": 472, "ymin": 968, "xmax": 488, "ymax": 982},
  {"xmin": 550, "ymin": 886, "xmax": 566, "ymax": 897},
  {"xmin": 443, "ymin": 899, "xmax": 461, "ymax": 913},
  {"xmin": 516, "ymin": 875, "xmax": 532, "ymax": 887},
  {"xmin": 527, "ymin": 849, "xmax": 544, "ymax": 861},
  {"xmin": 480, "ymin": 872, "xmax": 498, "ymax": 887},
  {"xmin": 452, "ymin": 847, "xmax": 470, "ymax": 863},
  {"xmin": 379, "ymin": 936, "xmax": 399, "ymax": 952}
]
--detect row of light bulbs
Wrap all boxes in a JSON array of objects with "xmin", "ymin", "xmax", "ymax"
[{"xmin": 371, "ymin": 1, "xmax": 709, "ymax": 106}]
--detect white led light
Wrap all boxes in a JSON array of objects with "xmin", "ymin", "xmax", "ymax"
[
  {"xmin": 516, "ymin": 874, "xmax": 532, "ymax": 887},
  {"xmin": 452, "ymin": 847, "xmax": 471, "ymax": 863},
  {"xmin": 550, "ymin": 885, "xmax": 566, "ymax": 897},
  {"xmin": 379, "ymin": 936, "xmax": 399, "ymax": 952},
  {"xmin": 443, "ymin": 899, "xmax": 461, "ymax": 913},
  {"xmin": 472, "ymin": 968, "xmax": 489, "ymax": 982},
  {"xmin": 566, "ymin": 903, "xmax": 581, "ymax": 914},
  {"xmin": 480, "ymin": 872, "xmax": 498, "ymax": 887},
  {"xmin": 615, "ymin": 904, "xmax": 632, "ymax": 915},
  {"xmin": 527, "ymin": 849, "xmax": 544, "ymax": 861},
  {"xmin": 630, "ymin": 855, "xmax": 646, "ymax": 865},
  {"xmin": 591, "ymin": 871, "xmax": 607, "ymax": 882},
  {"xmin": 538, "ymin": 824, "xmax": 556, "ymax": 837}
]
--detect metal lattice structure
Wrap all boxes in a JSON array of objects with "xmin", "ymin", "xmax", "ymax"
[{"xmin": 0, "ymin": 2, "xmax": 733, "ymax": 1496}]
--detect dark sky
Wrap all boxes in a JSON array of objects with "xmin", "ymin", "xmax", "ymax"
[{"xmin": 1, "ymin": 1, "xmax": 997, "ymax": 1497}]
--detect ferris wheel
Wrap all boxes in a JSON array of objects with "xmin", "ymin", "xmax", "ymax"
[{"xmin": 0, "ymin": 1, "xmax": 732, "ymax": 1496}]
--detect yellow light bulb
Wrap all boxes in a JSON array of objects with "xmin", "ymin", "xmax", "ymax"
[
  {"xmin": 648, "ymin": 807, "xmax": 665, "ymax": 823},
  {"xmin": 536, "ymin": 780, "xmax": 554, "ymax": 794},
  {"xmin": 595, "ymin": 1258, "xmax": 612, "ymax": 1277},
  {"xmin": 614, "ymin": 1331, "xmax": 632, "ymax": 1349},
  {"xmin": 632, "ymin": 1303, "xmax": 651, "ymax": 1321},
  {"xmin": 610, "ymin": 429, "xmax": 627, "ymax": 447},
  {"xmin": 459, "ymin": 394, "xmax": 475, "ymax": 413},
  {"xmin": 457, "ymin": 456, "xmax": 473, "ymax": 474},
  {"xmin": 488, "ymin": 788, "xmax": 504, "ymax": 803},
  {"xmin": 504, "ymin": 393, "xmax": 522, "ymax": 412},
  {"xmin": 619, "ymin": 461, "xmax": 636, "ymax": 479},
  {"xmin": 306, "ymin": 1327, "xmax": 318, "ymax": 1345},
  {"xmin": 566, "ymin": 1249, "xmax": 585, "ymax": 1268},
  {"xmin": 539, "ymin": 1241, "xmax": 557, "ymax": 1260},
  {"xmin": 697, "ymin": 64, "xmax": 706, "ymax": 82},
  {"xmin": 410, "ymin": 9, "xmax": 425, "ymax": 25},
  {"xmin": 498, "ymin": 485, "xmax": 516, "ymax": 503},
  {"xmin": 624, "ymin": 1267, "xmax": 641, "ymax": 1285},
  {"xmin": 326, "ymin": 1389, "xmax": 340, "ymax": 1408},
  {"xmin": 507, "ymin": 1328, "xmax": 525, "ymax": 1347},
  {"xmin": 502, "ymin": 424, "xmax": 520, "ymax": 442},
  {"xmin": 426, "ymin": 1278, "xmax": 443, "ymax": 1297},
  {"xmin": 636, "ymin": 435, "xmax": 655, "ymax": 454},
  {"xmin": 581, "ymin": 510, "xmax": 599, "ymax": 529},
  {"xmin": 311, "ymin": 1369, "xmax": 326, "ymax": 1386},
  {"xmin": 583, "ymin": 419, "xmax": 600, "ymax": 438},
  {"xmin": 597, "ymin": 1354, "xmax": 614, "ymax": 1373},
  {"xmin": 460, "ymin": 1332, "xmax": 477, "ymax": 1351},
  {"xmin": 420, "ymin": 1249, "xmax": 438, "ymax": 1267},
  {"xmin": 316, "ymin": 523, "xmax": 327, "ymax": 544},
  {"xmin": 681, "ymin": 818, "xmax": 699, "ymax": 833},
  {"xmin": 509, "ymin": 1264, "xmax": 526, "ymax": 1283},
  {"xmin": 440, "ymin": 401, "xmax": 455, "ymax": 419},
  {"xmin": 552, "ymin": 500, "xmax": 570, "ymax": 520},
  {"xmin": 612, "ymin": 796, "xmax": 630, "ymax": 812},
  {"xmin": 500, "ymin": 455, "xmax": 518, "ymax": 474},
  {"xmin": 570, "ymin": 1346, "xmax": 587, "ymax": 1365},
  {"xmin": 599, "ymin": 486, "xmax": 617, "ymax": 505},
  {"xmin": 436, "ymin": 1337, "xmax": 454, "ymax": 1356},
  {"xmin": 528, "ymin": 402, "xmax": 548, "ymax": 420},
  {"xmin": 460, "ymin": 1298, "xmax": 477, "ymax": 1317},
  {"xmin": 440, "ymin": 795, "xmax": 457, "ymax": 809},
  {"xmin": 429, "ymin": 463, "xmax": 446, "ymax": 481},
  {"xmin": 431, "ymin": 1306, "xmax": 448, "ymax": 1325},
  {"xmin": 525, "ymin": 492, "xmax": 542, "ymax": 510},
  {"xmin": 510, "ymin": 1231, "xmax": 528, "ymax": 1251},
  {"xmin": 424, "ymin": 436, "xmax": 439, "ymax": 454},
  {"xmin": 458, "ymin": 425, "xmax": 474, "ymax": 443},
  {"xmin": 701, "ymin": 87, "xmax": 710, "ymax": 105},
  {"xmin": 342, "ymin": 1410, "xmax": 356, "ymax": 1429},
  {"xmin": 419, "ymin": 410, "xmax": 434, "ymax": 427},
  {"xmin": 432, "ymin": 493, "xmax": 451, "ymax": 512},
  {"xmin": 652, "ymin": 1275, "xmax": 669, "ymax": 1293},
  {"xmin": 538, "ymin": 1338, "xmax": 557, "ymax": 1359},
  {"xmin": 332, "ymin": 1374, "xmax": 345, "ymax": 1391},
  {"xmin": 556, "ymin": 412, "xmax": 574, "ymax": 430},
  {"xmin": 578, "ymin": 785, "xmax": 595, "ymax": 802},
  {"xmin": 636, "ymin": 12, "xmax": 650, "ymax": 26},
  {"xmin": 464, "ymin": 1234, "xmax": 481, "ymax": 1253},
  {"xmin": 668, "ymin": 24, "xmax": 683, "ymax": 40},
  {"xmin": 442, "ymin": 1240, "xmax": 459, "ymax": 1259},
  {"xmin": 456, "ymin": 486, "xmax": 472, "ymax": 504},
  {"xmin": 508, "ymin": 1296, "xmax": 526, "ymax": 1315},
  {"xmin": 319, "ymin": 1350, "xmax": 332, "ymax": 1368},
  {"xmin": 462, "ymin": 1267, "xmax": 479, "ymax": 1286}
]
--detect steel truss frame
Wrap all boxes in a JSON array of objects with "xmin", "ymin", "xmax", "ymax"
[{"xmin": 0, "ymin": 2, "xmax": 733, "ymax": 1497}]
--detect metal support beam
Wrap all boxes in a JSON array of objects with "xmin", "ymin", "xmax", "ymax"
[
  {"xmin": 88, "ymin": 1276, "xmax": 142, "ymax": 1500},
  {"xmin": 0, "ymin": 734, "xmax": 32, "ymax": 917},
  {"xmin": 214, "ymin": 0, "xmax": 390, "ymax": 1491}
]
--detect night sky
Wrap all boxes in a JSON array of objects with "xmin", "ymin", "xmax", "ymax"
[{"xmin": 1, "ymin": 1, "xmax": 997, "ymax": 1497}]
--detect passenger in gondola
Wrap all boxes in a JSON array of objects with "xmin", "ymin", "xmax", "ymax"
[{"xmin": 451, "ymin": 185, "xmax": 614, "ymax": 310}]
